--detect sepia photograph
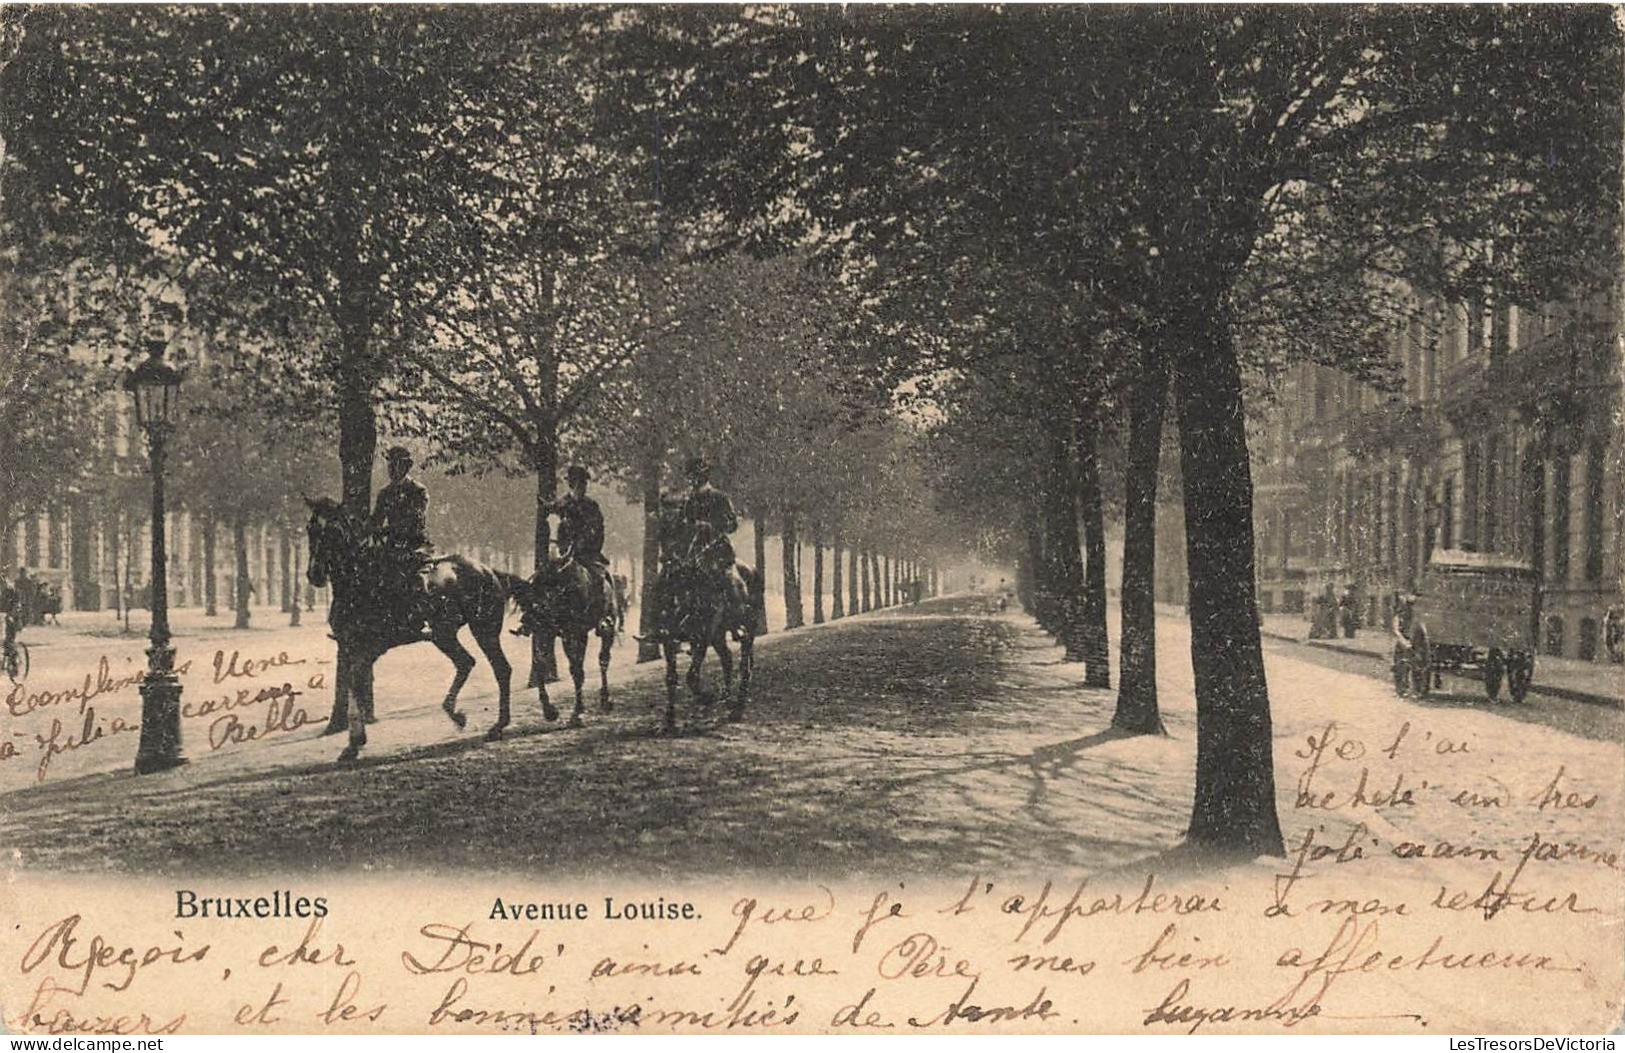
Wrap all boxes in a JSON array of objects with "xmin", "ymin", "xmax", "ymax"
[{"xmin": 0, "ymin": 3, "xmax": 1620, "ymax": 1036}]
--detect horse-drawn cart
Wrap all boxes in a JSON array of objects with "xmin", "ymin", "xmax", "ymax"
[{"xmin": 1397, "ymin": 550, "xmax": 1540, "ymax": 703}]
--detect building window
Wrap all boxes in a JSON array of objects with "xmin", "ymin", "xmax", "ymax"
[
  {"xmin": 1544, "ymin": 616, "xmax": 1565, "ymax": 656},
  {"xmin": 1553, "ymin": 454, "xmax": 1572, "ymax": 582},
  {"xmin": 1483, "ymin": 436, "xmax": 1500, "ymax": 552},
  {"xmin": 1584, "ymin": 439, "xmax": 1605, "ymax": 582},
  {"xmin": 1578, "ymin": 618, "xmax": 1599, "ymax": 662},
  {"xmin": 1441, "ymin": 476, "xmax": 1456, "ymax": 551}
]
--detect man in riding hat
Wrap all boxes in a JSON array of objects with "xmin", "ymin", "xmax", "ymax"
[
  {"xmin": 641, "ymin": 456, "xmax": 746, "ymax": 643},
  {"xmin": 681, "ymin": 456, "xmax": 738, "ymax": 572},
  {"xmin": 373, "ymin": 446, "xmax": 431, "ymax": 637},
  {"xmin": 545, "ymin": 465, "xmax": 616, "ymax": 632},
  {"xmin": 374, "ymin": 447, "xmax": 430, "ymax": 551}
]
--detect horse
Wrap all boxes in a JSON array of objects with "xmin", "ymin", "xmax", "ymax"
[
  {"xmin": 513, "ymin": 556, "xmax": 617, "ymax": 729},
  {"xmin": 650, "ymin": 499, "xmax": 765, "ymax": 732},
  {"xmin": 304, "ymin": 497, "xmax": 527, "ymax": 762}
]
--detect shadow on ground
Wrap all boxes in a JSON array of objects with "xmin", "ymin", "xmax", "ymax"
[{"xmin": 2, "ymin": 604, "xmax": 1185, "ymax": 878}]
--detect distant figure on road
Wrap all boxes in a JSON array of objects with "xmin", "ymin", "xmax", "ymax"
[
  {"xmin": 1309, "ymin": 583, "xmax": 1336, "ymax": 639},
  {"xmin": 612, "ymin": 572, "xmax": 631, "ymax": 632},
  {"xmin": 1390, "ymin": 587, "xmax": 1418, "ymax": 695},
  {"xmin": 1, "ymin": 574, "xmax": 18, "ymax": 652},
  {"xmin": 13, "ymin": 567, "xmax": 38, "ymax": 627},
  {"xmin": 1338, "ymin": 584, "xmax": 1360, "ymax": 639}
]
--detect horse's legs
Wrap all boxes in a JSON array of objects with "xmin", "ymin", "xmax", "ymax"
[
  {"xmin": 731, "ymin": 633, "xmax": 754, "ymax": 722},
  {"xmin": 714, "ymin": 630, "xmax": 734, "ymax": 702},
  {"xmin": 536, "ymin": 634, "xmax": 560, "ymax": 723},
  {"xmin": 566, "ymin": 631, "xmax": 588, "ymax": 728},
  {"xmin": 472, "ymin": 623, "xmax": 513, "ymax": 742},
  {"xmin": 662, "ymin": 639, "xmax": 681, "ymax": 733},
  {"xmin": 337, "ymin": 647, "xmax": 375, "ymax": 763},
  {"xmin": 686, "ymin": 641, "xmax": 710, "ymax": 705},
  {"xmin": 430, "ymin": 631, "xmax": 474, "ymax": 731},
  {"xmin": 597, "ymin": 627, "xmax": 614, "ymax": 712}
]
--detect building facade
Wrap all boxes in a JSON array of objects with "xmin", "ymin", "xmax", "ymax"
[{"xmin": 1254, "ymin": 288, "xmax": 1622, "ymax": 663}]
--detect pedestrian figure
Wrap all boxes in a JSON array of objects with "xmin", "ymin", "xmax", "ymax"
[
  {"xmin": 1390, "ymin": 587, "xmax": 1419, "ymax": 696},
  {"xmin": 1339, "ymin": 583, "xmax": 1360, "ymax": 639},
  {"xmin": 1604, "ymin": 605, "xmax": 1624, "ymax": 665}
]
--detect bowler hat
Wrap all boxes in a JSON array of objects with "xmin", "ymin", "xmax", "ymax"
[{"xmin": 385, "ymin": 446, "xmax": 412, "ymax": 463}]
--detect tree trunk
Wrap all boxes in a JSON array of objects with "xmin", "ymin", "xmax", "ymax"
[
  {"xmin": 1045, "ymin": 436, "xmax": 1086, "ymax": 661},
  {"xmin": 279, "ymin": 530, "xmax": 292, "ymax": 612},
  {"xmin": 848, "ymin": 545, "xmax": 859, "ymax": 615},
  {"xmin": 531, "ymin": 457, "xmax": 560, "ymax": 684},
  {"xmin": 1113, "ymin": 356, "xmax": 1169, "ymax": 735},
  {"xmin": 1020, "ymin": 509, "xmax": 1043, "ymax": 614},
  {"xmin": 109, "ymin": 511, "xmax": 122, "ymax": 621},
  {"xmin": 830, "ymin": 537, "xmax": 844, "ymax": 619},
  {"xmin": 329, "ymin": 301, "xmax": 379, "ymax": 732},
  {"xmin": 1173, "ymin": 313, "xmax": 1284, "ymax": 856},
  {"xmin": 201, "ymin": 513, "xmax": 217, "ymax": 617},
  {"xmin": 1076, "ymin": 414, "xmax": 1111, "ymax": 688},
  {"xmin": 232, "ymin": 513, "xmax": 251, "ymax": 629},
  {"xmin": 812, "ymin": 529, "xmax": 825, "ymax": 624},
  {"xmin": 637, "ymin": 455, "xmax": 663, "ymax": 663},
  {"xmin": 748, "ymin": 515, "xmax": 767, "ymax": 634},
  {"xmin": 781, "ymin": 513, "xmax": 803, "ymax": 629},
  {"xmin": 860, "ymin": 547, "xmax": 872, "ymax": 612}
]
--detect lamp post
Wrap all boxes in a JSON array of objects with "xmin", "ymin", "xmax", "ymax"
[{"xmin": 124, "ymin": 339, "xmax": 186, "ymax": 774}]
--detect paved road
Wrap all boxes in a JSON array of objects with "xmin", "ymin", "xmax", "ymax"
[{"xmin": 2, "ymin": 596, "xmax": 1618, "ymax": 883}]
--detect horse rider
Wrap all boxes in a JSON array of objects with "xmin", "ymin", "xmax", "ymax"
[
  {"xmin": 545, "ymin": 465, "xmax": 616, "ymax": 631},
  {"xmin": 681, "ymin": 456, "xmax": 748, "ymax": 614},
  {"xmin": 372, "ymin": 446, "xmax": 431, "ymax": 636},
  {"xmin": 640, "ymin": 456, "xmax": 745, "ymax": 642}
]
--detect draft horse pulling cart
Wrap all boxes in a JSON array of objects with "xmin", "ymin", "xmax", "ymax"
[{"xmin": 1395, "ymin": 550, "xmax": 1540, "ymax": 704}]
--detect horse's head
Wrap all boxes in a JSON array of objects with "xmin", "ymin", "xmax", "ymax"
[{"xmin": 304, "ymin": 496, "xmax": 353, "ymax": 588}]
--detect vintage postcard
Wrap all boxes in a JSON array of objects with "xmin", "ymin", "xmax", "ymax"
[{"xmin": 1, "ymin": 4, "xmax": 1621, "ymax": 1037}]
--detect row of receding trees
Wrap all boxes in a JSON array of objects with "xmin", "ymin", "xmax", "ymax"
[
  {"xmin": 1, "ymin": 8, "xmax": 1616, "ymax": 851},
  {"xmin": 785, "ymin": 8, "xmax": 1618, "ymax": 853},
  {"xmin": 0, "ymin": 8, "xmax": 956, "ymax": 693},
  {"xmin": 601, "ymin": 6, "xmax": 1615, "ymax": 854}
]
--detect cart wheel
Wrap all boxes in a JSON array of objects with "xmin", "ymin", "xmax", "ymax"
[
  {"xmin": 1409, "ymin": 629, "xmax": 1431, "ymax": 698},
  {"xmin": 1507, "ymin": 652, "xmax": 1533, "ymax": 703},
  {"xmin": 1484, "ymin": 648, "xmax": 1504, "ymax": 702}
]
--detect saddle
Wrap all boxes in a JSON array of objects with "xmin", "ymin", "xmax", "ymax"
[
  {"xmin": 535, "ymin": 555, "xmax": 617, "ymax": 635},
  {"xmin": 662, "ymin": 559, "xmax": 751, "ymax": 639}
]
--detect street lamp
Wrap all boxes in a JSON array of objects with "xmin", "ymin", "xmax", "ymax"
[{"xmin": 124, "ymin": 339, "xmax": 186, "ymax": 774}]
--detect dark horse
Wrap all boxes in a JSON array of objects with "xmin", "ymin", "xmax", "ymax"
[
  {"xmin": 513, "ymin": 557, "xmax": 617, "ymax": 729},
  {"xmin": 651, "ymin": 498, "xmax": 765, "ymax": 732},
  {"xmin": 304, "ymin": 498, "xmax": 526, "ymax": 762}
]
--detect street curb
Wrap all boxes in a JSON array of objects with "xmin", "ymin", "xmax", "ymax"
[{"xmin": 1261, "ymin": 628, "xmax": 1622, "ymax": 709}]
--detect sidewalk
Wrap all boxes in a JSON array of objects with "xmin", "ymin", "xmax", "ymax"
[{"xmin": 1257, "ymin": 609, "xmax": 1623, "ymax": 707}]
